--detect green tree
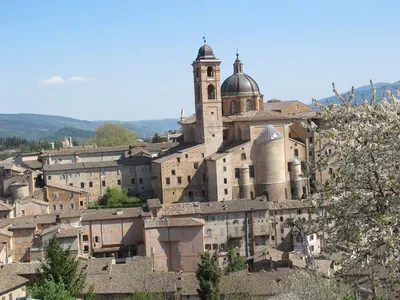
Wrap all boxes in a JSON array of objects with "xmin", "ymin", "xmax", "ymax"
[
  {"xmin": 27, "ymin": 279, "xmax": 75, "ymax": 300},
  {"xmin": 93, "ymin": 122, "xmax": 138, "ymax": 147},
  {"xmin": 151, "ymin": 133, "xmax": 163, "ymax": 143},
  {"xmin": 100, "ymin": 187, "xmax": 140, "ymax": 207},
  {"xmin": 196, "ymin": 252, "xmax": 221, "ymax": 300},
  {"xmin": 226, "ymin": 250, "xmax": 247, "ymax": 273},
  {"xmin": 37, "ymin": 235, "xmax": 92, "ymax": 299}
]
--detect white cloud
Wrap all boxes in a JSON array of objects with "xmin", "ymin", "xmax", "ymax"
[
  {"xmin": 37, "ymin": 76, "xmax": 64, "ymax": 85},
  {"xmin": 68, "ymin": 76, "xmax": 93, "ymax": 82},
  {"xmin": 37, "ymin": 75, "xmax": 94, "ymax": 86}
]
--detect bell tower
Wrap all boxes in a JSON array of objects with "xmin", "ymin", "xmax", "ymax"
[{"xmin": 192, "ymin": 39, "xmax": 223, "ymax": 156}]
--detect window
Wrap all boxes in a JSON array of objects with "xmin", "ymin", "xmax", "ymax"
[
  {"xmin": 69, "ymin": 183, "xmax": 73, "ymax": 186},
  {"xmin": 241, "ymin": 153, "xmax": 246, "ymax": 160},
  {"xmin": 80, "ymin": 201, "xmax": 84, "ymax": 206},
  {"xmin": 66, "ymin": 218, "xmax": 71, "ymax": 224},
  {"xmin": 194, "ymin": 162, "xmax": 199, "ymax": 169},
  {"xmin": 310, "ymin": 245, "xmax": 315, "ymax": 252},
  {"xmin": 21, "ymin": 210, "xmax": 25, "ymax": 215},
  {"xmin": 202, "ymin": 153, "xmax": 205, "ymax": 158},
  {"xmin": 117, "ymin": 179, "xmax": 121, "ymax": 185},
  {"xmin": 294, "ymin": 149, "xmax": 299, "ymax": 157},
  {"xmin": 207, "ymin": 229, "xmax": 212, "ymax": 238},
  {"xmin": 246, "ymin": 99, "xmax": 252, "ymax": 112},
  {"xmin": 177, "ymin": 244, "xmax": 181, "ymax": 252},
  {"xmin": 309, "ymin": 234, "xmax": 314, "ymax": 241},
  {"xmin": 223, "ymin": 158, "xmax": 226, "ymax": 163},
  {"xmin": 170, "ymin": 229, "xmax": 175, "ymax": 236},
  {"xmin": 207, "ymin": 85, "xmax": 215, "ymax": 99},
  {"xmin": 70, "ymin": 203, "xmax": 74, "ymax": 209},
  {"xmin": 192, "ymin": 244, "xmax": 198, "ymax": 253},
  {"xmin": 81, "ymin": 182, "xmax": 85, "ymax": 188},
  {"xmin": 131, "ymin": 178, "xmax": 135, "ymax": 184},
  {"xmin": 249, "ymin": 165, "xmax": 255, "ymax": 177},
  {"xmin": 60, "ymin": 204, "xmax": 63, "ymax": 210},
  {"xmin": 53, "ymin": 205, "xmax": 56, "ymax": 211},
  {"xmin": 281, "ymin": 228, "xmax": 284, "ymax": 234},
  {"xmin": 83, "ymin": 245, "xmax": 89, "ymax": 253},
  {"xmin": 177, "ymin": 176, "xmax": 182, "ymax": 184},
  {"xmin": 207, "ymin": 66, "xmax": 214, "ymax": 77},
  {"xmin": 271, "ymin": 236, "xmax": 275, "ymax": 241},
  {"xmin": 309, "ymin": 150, "xmax": 313, "ymax": 157},
  {"xmin": 213, "ymin": 244, "xmax": 218, "ymax": 250},
  {"xmin": 205, "ymin": 244, "xmax": 211, "ymax": 250},
  {"xmin": 166, "ymin": 177, "xmax": 171, "ymax": 185},
  {"xmin": 187, "ymin": 175, "xmax": 191, "ymax": 183},
  {"xmin": 309, "ymin": 137, "xmax": 313, "ymax": 143},
  {"xmin": 185, "ymin": 154, "xmax": 189, "ymax": 158},
  {"xmin": 234, "ymin": 168, "xmax": 240, "ymax": 178},
  {"xmin": 223, "ymin": 166, "xmax": 227, "ymax": 172},
  {"xmin": 177, "ymin": 157, "xmax": 181, "ymax": 163},
  {"xmin": 53, "ymin": 192, "xmax": 59, "ymax": 199},
  {"xmin": 83, "ymin": 235, "xmax": 89, "ymax": 241},
  {"xmin": 329, "ymin": 168, "xmax": 333, "ymax": 175},
  {"xmin": 48, "ymin": 175, "xmax": 52, "ymax": 180},
  {"xmin": 202, "ymin": 190, "xmax": 206, "ymax": 196},
  {"xmin": 171, "ymin": 169, "xmax": 176, "ymax": 175},
  {"xmin": 89, "ymin": 181, "xmax": 93, "ymax": 188},
  {"xmin": 230, "ymin": 101, "xmax": 237, "ymax": 114},
  {"xmin": 328, "ymin": 148, "xmax": 332, "ymax": 155},
  {"xmin": 297, "ymin": 209, "xmax": 302, "ymax": 215},
  {"xmin": 102, "ymin": 181, "xmax": 106, "ymax": 187},
  {"xmin": 280, "ymin": 216, "xmax": 283, "ymax": 222},
  {"xmin": 188, "ymin": 191, "xmax": 194, "ymax": 199},
  {"xmin": 224, "ymin": 178, "xmax": 227, "ymax": 184},
  {"xmin": 224, "ymin": 189, "xmax": 228, "ymax": 195},
  {"xmin": 202, "ymin": 174, "xmax": 206, "ymax": 182}
]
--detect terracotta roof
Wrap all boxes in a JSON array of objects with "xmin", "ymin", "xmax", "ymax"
[
  {"xmin": 144, "ymin": 217, "xmax": 204, "ymax": 228},
  {"xmin": 81, "ymin": 207, "xmax": 143, "ymax": 222},
  {"xmin": 21, "ymin": 159, "xmax": 43, "ymax": 170},
  {"xmin": 146, "ymin": 198, "xmax": 161, "ymax": 209},
  {"xmin": 8, "ymin": 214, "xmax": 57, "ymax": 230},
  {"xmin": 46, "ymin": 182, "xmax": 89, "ymax": 194},
  {"xmin": 0, "ymin": 201, "xmax": 13, "ymax": 211},
  {"xmin": 0, "ymin": 273, "xmax": 29, "ymax": 294}
]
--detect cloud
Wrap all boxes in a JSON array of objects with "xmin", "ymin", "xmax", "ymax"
[
  {"xmin": 67, "ymin": 76, "xmax": 93, "ymax": 82},
  {"xmin": 37, "ymin": 76, "xmax": 64, "ymax": 85},
  {"xmin": 37, "ymin": 76, "xmax": 94, "ymax": 86}
]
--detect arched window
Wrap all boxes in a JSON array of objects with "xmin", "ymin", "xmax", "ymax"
[
  {"xmin": 241, "ymin": 153, "xmax": 246, "ymax": 160},
  {"xmin": 246, "ymin": 99, "xmax": 252, "ymax": 112},
  {"xmin": 207, "ymin": 85, "xmax": 215, "ymax": 99},
  {"xmin": 196, "ymin": 67, "xmax": 200, "ymax": 79},
  {"xmin": 207, "ymin": 229, "xmax": 212, "ymax": 238},
  {"xmin": 294, "ymin": 149, "xmax": 299, "ymax": 157},
  {"xmin": 231, "ymin": 101, "xmax": 237, "ymax": 114},
  {"xmin": 237, "ymin": 128, "xmax": 242, "ymax": 141},
  {"xmin": 207, "ymin": 66, "xmax": 214, "ymax": 77}
]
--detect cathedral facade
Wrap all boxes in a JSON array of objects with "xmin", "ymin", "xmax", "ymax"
[{"xmin": 152, "ymin": 42, "xmax": 317, "ymax": 204}]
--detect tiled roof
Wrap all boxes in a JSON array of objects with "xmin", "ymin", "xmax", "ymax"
[
  {"xmin": 145, "ymin": 142, "xmax": 180, "ymax": 152},
  {"xmin": 268, "ymin": 200, "xmax": 314, "ymax": 210},
  {"xmin": 144, "ymin": 217, "xmax": 204, "ymax": 228},
  {"xmin": 59, "ymin": 210, "xmax": 82, "ymax": 218},
  {"xmin": 21, "ymin": 159, "xmax": 43, "ymax": 170},
  {"xmin": 0, "ymin": 228, "xmax": 13, "ymax": 238},
  {"xmin": 40, "ymin": 144, "xmax": 145, "ymax": 156},
  {"xmin": 0, "ymin": 274, "xmax": 29, "ymax": 294},
  {"xmin": 153, "ymin": 143, "xmax": 203, "ymax": 163},
  {"xmin": 81, "ymin": 207, "xmax": 143, "ymax": 221},
  {"xmin": 206, "ymin": 141, "xmax": 250, "ymax": 161},
  {"xmin": 40, "ymin": 223, "xmax": 78, "ymax": 238},
  {"xmin": 0, "ymin": 261, "xmax": 41, "ymax": 275},
  {"xmin": 146, "ymin": 198, "xmax": 162, "ymax": 209},
  {"xmin": 46, "ymin": 182, "xmax": 89, "ymax": 194},
  {"xmin": 8, "ymin": 214, "xmax": 57, "ymax": 230}
]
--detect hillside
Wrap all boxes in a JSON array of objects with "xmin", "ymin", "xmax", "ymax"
[
  {"xmin": 313, "ymin": 81, "xmax": 400, "ymax": 108},
  {"xmin": 0, "ymin": 113, "xmax": 180, "ymax": 141}
]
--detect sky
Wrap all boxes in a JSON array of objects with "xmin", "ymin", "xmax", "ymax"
[{"xmin": 1, "ymin": 0, "xmax": 400, "ymax": 121}]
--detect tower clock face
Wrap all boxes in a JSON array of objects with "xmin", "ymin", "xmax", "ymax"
[{"xmin": 196, "ymin": 108, "xmax": 203, "ymax": 121}]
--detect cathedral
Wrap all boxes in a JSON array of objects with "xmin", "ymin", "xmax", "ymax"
[{"xmin": 151, "ymin": 41, "xmax": 318, "ymax": 204}]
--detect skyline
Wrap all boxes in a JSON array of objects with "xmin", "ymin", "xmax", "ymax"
[{"xmin": 1, "ymin": 0, "xmax": 400, "ymax": 121}]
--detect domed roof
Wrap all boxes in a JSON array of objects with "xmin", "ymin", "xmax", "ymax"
[
  {"xmin": 255, "ymin": 125, "xmax": 283, "ymax": 143},
  {"xmin": 292, "ymin": 158, "xmax": 301, "ymax": 165},
  {"xmin": 196, "ymin": 44, "xmax": 216, "ymax": 60},
  {"xmin": 221, "ymin": 73, "xmax": 260, "ymax": 97}
]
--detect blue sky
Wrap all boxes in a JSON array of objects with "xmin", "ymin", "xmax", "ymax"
[{"xmin": 1, "ymin": 0, "xmax": 400, "ymax": 121}]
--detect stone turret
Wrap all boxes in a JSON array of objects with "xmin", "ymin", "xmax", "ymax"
[{"xmin": 239, "ymin": 162, "xmax": 251, "ymax": 199}]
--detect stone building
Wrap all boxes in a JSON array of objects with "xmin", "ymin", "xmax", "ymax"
[
  {"xmin": 152, "ymin": 42, "xmax": 317, "ymax": 204},
  {"xmin": 46, "ymin": 183, "xmax": 89, "ymax": 212}
]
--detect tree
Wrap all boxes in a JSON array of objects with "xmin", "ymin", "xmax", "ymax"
[
  {"xmin": 226, "ymin": 250, "xmax": 247, "ymax": 273},
  {"xmin": 129, "ymin": 291, "xmax": 164, "ymax": 300},
  {"xmin": 37, "ymin": 235, "xmax": 92, "ymax": 299},
  {"xmin": 196, "ymin": 252, "xmax": 221, "ymax": 300},
  {"xmin": 100, "ymin": 187, "xmax": 140, "ymax": 207},
  {"xmin": 152, "ymin": 133, "xmax": 163, "ymax": 143},
  {"xmin": 274, "ymin": 270, "xmax": 356, "ymax": 300},
  {"xmin": 93, "ymin": 122, "xmax": 138, "ymax": 147},
  {"xmin": 311, "ymin": 81, "xmax": 400, "ymax": 289},
  {"xmin": 27, "ymin": 279, "xmax": 75, "ymax": 300}
]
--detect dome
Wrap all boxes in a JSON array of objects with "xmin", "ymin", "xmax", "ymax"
[
  {"xmin": 196, "ymin": 44, "xmax": 216, "ymax": 60},
  {"xmin": 292, "ymin": 158, "xmax": 301, "ymax": 165},
  {"xmin": 221, "ymin": 73, "xmax": 260, "ymax": 97},
  {"xmin": 255, "ymin": 125, "xmax": 283, "ymax": 143}
]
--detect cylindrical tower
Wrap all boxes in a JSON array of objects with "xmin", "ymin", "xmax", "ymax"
[
  {"xmin": 255, "ymin": 125, "xmax": 287, "ymax": 202},
  {"xmin": 239, "ymin": 162, "xmax": 251, "ymax": 199},
  {"xmin": 291, "ymin": 158, "xmax": 303, "ymax": 199}
]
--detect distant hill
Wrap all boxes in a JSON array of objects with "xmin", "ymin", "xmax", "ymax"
[
  {"xmin": 0, "ymin": 113, "xmax": 180, "ymax": 141},
  {"xmin": 312, "ymin": 81, "xmax": 400, "ymax": 108}
]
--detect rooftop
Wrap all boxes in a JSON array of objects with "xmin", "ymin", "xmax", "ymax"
[
  {"xmin": 81, "ymin": 207, "xmax": 143, "ymax": 221},
  {"xmin": 0, "ymin": 201, "xmax": 13, "ymax": 212},
  {"xmin": 144, "ymin": 217, "xmax": 204, "ymax": 228},
  {"xmin": 0, "ymin": 274, "xmax": 29, "ymax": 294},
  {"xmin": 146, "ymin": 198, "xmax": 162, "ymax": 209}
]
